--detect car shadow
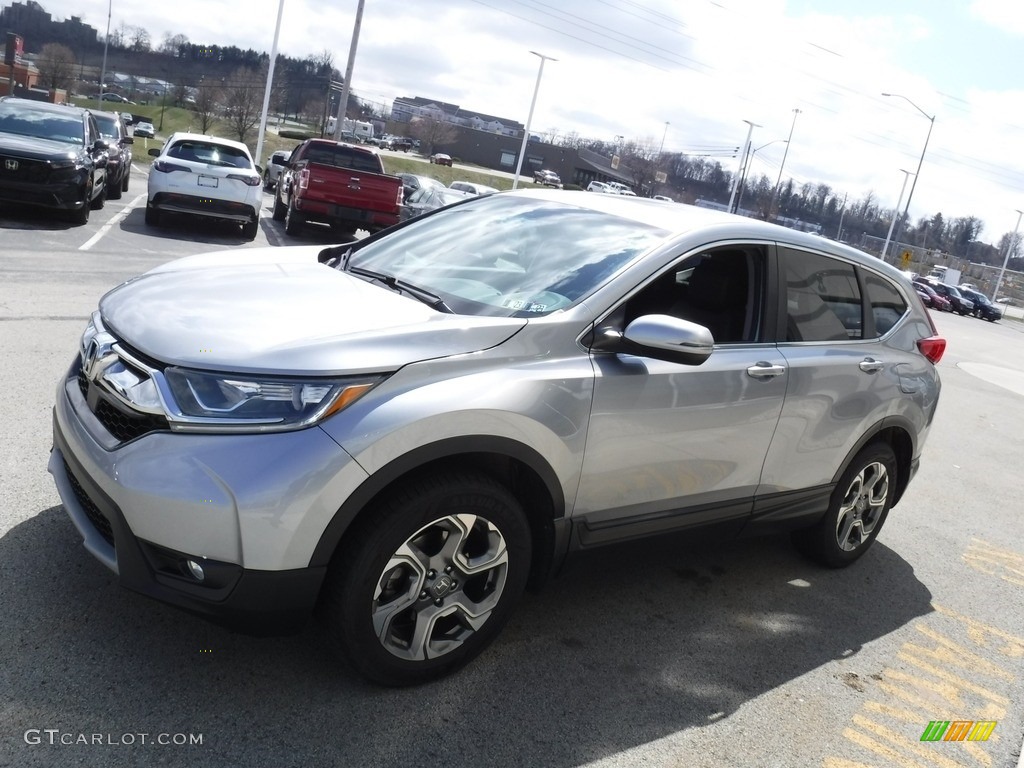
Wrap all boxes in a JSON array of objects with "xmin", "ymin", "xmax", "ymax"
[
  {"xmin": 2, "ymin": 505, "xmax": 933, "ymax": 767},
  {"xmin": 0, "ymin": 202, "xmax": 81, "ymax": 231},
  {"xmin": 119, "ymin": 208, "xmax": 255, "ymax": 246}
]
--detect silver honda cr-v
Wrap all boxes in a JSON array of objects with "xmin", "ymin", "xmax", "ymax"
[{"xmin": 50, "ymin": 190, "xmax": 945, "ymax": 685}]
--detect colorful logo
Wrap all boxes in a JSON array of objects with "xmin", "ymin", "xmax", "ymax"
[{"xmin": 920, "ymin": 721, "xmax": 996, "ymax": 742}]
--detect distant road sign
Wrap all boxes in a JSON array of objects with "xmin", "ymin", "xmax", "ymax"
[{"xmin": 901, "ymin": 250, "xmax": 912, "ymax": 266}]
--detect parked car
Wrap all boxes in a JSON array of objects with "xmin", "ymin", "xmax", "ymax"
[
  {"xmin": 607, "ymin": 181, "xmax": 637, "ymax": 196},
  {"xmin": 386, "ymin": 137, "xmax": 413, "ymax": 152},
  {"xmin": 429, "ymin": 153, "xmax": 453, "ymax": 166},
  {"xmin": 91, "ymin": 110, "xmax": 133, "ymax": 200},
  {"xmin": 99, "ymin": 93, "xmax": 131, "ymax": 104},
  {"xmin": 272, "ymin": 138, "xmax": 403, "ymax": 237},
  {"xmin": 449, "ymin": 180, "xmax": 499, "ymax": 196},
  {"xmin": 399, "ymin": 185, "xmax": 473, "ymax": 221},
  {"xmin": 587, "ymin": 180, "xmax": 611, "ymax": 193},
  {"xmin": 397, "ymin": 172, "xmax": 445, "ymax": 202},
  {"xmin": 263, "ymin": 149, "xmax": 290, "ymax": 190},
  {"xmin": 51, "ymin": 190, "xmax": 944, "ymax": 686},
  {"xmin": 533, "ymin": 169, "xmax": 562, "ymax": 187},
  {"xmin": 0, "ymin": 97, "xmax": 108, "ymax": 224},
  {"xmin": 957, "ymin": 286, "xmax": 1001, "ymax": 321},
  {"xmin": 652, "ymin": 195, "xmax": 673, "ymax": 202},
  {"xmin": 913, "ymin": 282, "xmax": 951, "ymax": 312},
  {"xmin": 145, "ymin": 132, "xmax": 262, "ymax": 240},
  {"xmin": 928, "ymin": 281, "xmax": 974, "ymax": 315},
  {"xmin": 133, "ymin": 121, "xmax": 155, "ymax": 138}
]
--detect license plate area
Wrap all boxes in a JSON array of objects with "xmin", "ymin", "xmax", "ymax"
[{"xmin": 198, "ymin": 175, "xmax": 219, "ymax": 188}]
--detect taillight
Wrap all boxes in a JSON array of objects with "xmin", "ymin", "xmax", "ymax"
[
  {"xmin": 153, "ymin": 160, "xmax": 192, "ymax": 174},
  {"xmin": 396, "ymin": 186, "xmax": 403, "ymax": 206},
  {"xmin": 917, "ymin": 336, "xmax": 946, "ymax": 364},
  {"xmin": 227, "ymin": 173, "xmax": 261, "ymax": 186},
  {"xmin": 298, "ymin": 168, "xmax": 310, "ymax": 190}
]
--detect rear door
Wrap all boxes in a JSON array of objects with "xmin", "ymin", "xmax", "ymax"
[{"xmin": 760, "ymin": 246, "xmax": 909, "ymax": 500}]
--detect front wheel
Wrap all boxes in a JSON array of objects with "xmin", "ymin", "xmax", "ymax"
[
  {"xmin": 284, "ymin": 199, "xmax": 304, "ymax": 236},
  {"xmin": 792, "ymin": 443, "xmax": 896, "ymax": 568},
  {"xmin": 323, "ymin": 471, "xmax": 532, "ymax": 686}
]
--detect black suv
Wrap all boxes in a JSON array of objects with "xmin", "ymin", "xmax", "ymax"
[
  {"xmin": 0, "ymin": 98, "xmax": 108, "ymax": 224},
  {"xmin": 928, "ymin": 281, "xmax": 974, "ymax": 315},
  {"xmin": 92, "ymin": 110, "xmax": 133, "ymax": 200},
  {"xmin": 957, "ymin": 286, "xmax": 1001, "ymax": 321}
]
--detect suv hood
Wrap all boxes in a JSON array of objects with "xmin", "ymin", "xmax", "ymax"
[
  {"xmin": 99, "ymin": 247, "xmax": 527, "ymax": 375},
  {"xmin": 0, "ymin": 132, "xmax": 83, "ymax": 160}
]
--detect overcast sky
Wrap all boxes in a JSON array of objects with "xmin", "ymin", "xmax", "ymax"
[{"xmin": 30, "ymin": 0, "xmax": 1024, "ymax": 245}]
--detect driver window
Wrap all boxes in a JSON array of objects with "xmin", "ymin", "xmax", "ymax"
[{"xmin": 622, "ymin": 246, "xmax": 764, "ymax": 344}]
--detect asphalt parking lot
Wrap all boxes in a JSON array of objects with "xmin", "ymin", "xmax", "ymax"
[{"xmin": 2, "ymin": 170, "xmax": 1023, "ymax": 767}]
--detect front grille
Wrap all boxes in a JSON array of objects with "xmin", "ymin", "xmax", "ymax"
[
  {"xmin": 0, "ymin": 154, "xmax": 51, "ymax": 183},
  {"xmin": 63, "ymin": 459, "xmax": 114, "ymax": 547},
  {"xmin": 76, "ymin": 363, "xmax": 170, "ymax": 444},
  {"xmin": 94, "ymin": 399, "xmax": 169, "ymax": 443}
]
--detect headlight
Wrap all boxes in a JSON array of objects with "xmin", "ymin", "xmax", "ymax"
[{"xmin": 162, "ymin": 367, "xmax": 383, "ymax": 432}]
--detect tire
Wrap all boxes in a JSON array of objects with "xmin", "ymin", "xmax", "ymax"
[
  {"xmin": 144, "ymin": 203, "xmax": 160, "ymax": 227},
  {"xmin": 241, "ymin": 219, "xmax": 259, "ymax": 240},
  {"xmin": 122, "ymin": 172, "xmax": 129, "ymax": 193},
  {"xmin": 323, "ymin": 471, "xmax": 532, "ymax": 686},
  {"xmin": 792, "ymin": 443, "xmax": 896, "ymax": 568},
  {"xmin": 107, "ymin": 172, "xmax": 123, "ymax": 200},
  {"xmin": 284, "ymin": 199, "xmax": 304, "ymax": 236},
  {"xmin": 90, "ymin": 181, "xmax": 106, "ymax": 210},
  {"xmin": 272, "ymin": 190, "xmax": 286, "ymax": 221},
  {"xmin": 69, "ymin": 199, "xmax": 90, "ymax": 226}
]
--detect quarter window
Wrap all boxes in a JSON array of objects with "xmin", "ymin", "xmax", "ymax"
[
  {"xmin": 864, "ymin": 273, "xmax": 908, "ymax": 337},
  {"xmin": 782, "ymin": 248, "xmax": 862, "ymax": 342}
]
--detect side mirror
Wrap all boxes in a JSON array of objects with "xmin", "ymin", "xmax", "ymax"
[
  {"xmin": 592, "ymin": 314, "xmax": 714, "ymax": 366},
  {"xmin": 255, "ymin": 165, "xmax": 263, "ymax": 175},
  {"xmin": 148, "ymin": 148, "xmax": 160, "ymax": 157},
  {"xmin": 93, "ymin": 138, "xmax": 110, "ymax": 151},
  {"xmin": 123, "ymin": 136, "xmax": 134, "ymax": 145}
]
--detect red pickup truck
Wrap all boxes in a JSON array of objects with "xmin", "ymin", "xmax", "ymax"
[{"xmin": 272, "ymin": 139, "xmax": 403, "ymax": 237}]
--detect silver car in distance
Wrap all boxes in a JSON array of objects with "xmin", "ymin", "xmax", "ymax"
[{"xmin": 50, "ymin": 190, "xmax": 945, "ymax": 686}]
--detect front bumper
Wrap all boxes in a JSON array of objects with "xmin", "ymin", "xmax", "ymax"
[{"xmin": 49, "ymin": 359, "xmax": 369, "ymax": 635}]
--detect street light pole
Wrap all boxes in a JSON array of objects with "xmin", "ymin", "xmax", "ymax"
[
  {"xmin": 737, "ymin": 139, "xmax": 786, "ymax": 213},
  {"xmin": 881, "ymin": 169, "xmax": 915, "ymax": 260},
  {"xmin": 769, "ymin": 107, "xmax": 800, "ymax": 220},
  {"xmin": 97, "ymin": 0, "xmax": 111, "ymax": 109},
  {"xmin": 728, "ymin": 119, "xmax": 759, "ymax": 213},
  {"xmin": 512, "ymin": 51, "xmax": 557, "ymax": 190},
  {"xmin": 992, "ymin": 209, "xmax": 1023, "ymax": 302},
  {"xmin": 882, "ymin": 93, "xmax": 935, "ymax": 255},
  {"xmin": 254, "ymin": 0, "xmax": 287, "ymax": 171}
]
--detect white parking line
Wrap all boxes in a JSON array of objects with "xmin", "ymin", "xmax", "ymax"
[{"xmin": 78, "ymin": 193, "xmax": 147, "ymax": 251}]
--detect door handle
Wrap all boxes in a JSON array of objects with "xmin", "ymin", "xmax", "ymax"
[
  {"xmin": 859, "ymin": 358, "xmax": 885, "ymax": 373},
  {"xmin": 746, "ymin": 362, "xmax": 786, "ymax": 379}
]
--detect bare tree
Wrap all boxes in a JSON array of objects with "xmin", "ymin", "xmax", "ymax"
[
  {"xmin": 192, "ymin": 81, "xmax": 221, "ymax": 134},
  {"xmin": 618, "ymin": 140, "xmax": 661, "ymax": 196},
  {"xmin": 35, "ymin": 43, "xmax": 76, "ymax": 91},
  {"xmin": 128, "ymin": 26, "xmax": 151, "ymax": 53},
  {"xmin": 407, "ymin": 116, "xmax": 458, "ymax": 155},
  {"xmin": 158, "ymin": 33, "xmax": 189, "ymax": 56},
  {"xmin": 222, "ymin": 66, "xmax": 264, "ymax": 144}
]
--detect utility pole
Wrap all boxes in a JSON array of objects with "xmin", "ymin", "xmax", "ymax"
[
  {"xmin": 333, "ymin": 0, "xmax": 366, "ymax": 141},
  {"xmin": 768, "ymin": 107, "xmax": 800, "ymax": 220}
]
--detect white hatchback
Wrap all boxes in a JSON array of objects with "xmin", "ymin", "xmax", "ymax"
[{"xmin": 146, "ymin": 133, "xmax": 262, "ymax": 240}]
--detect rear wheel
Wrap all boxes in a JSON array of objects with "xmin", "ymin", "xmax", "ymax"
[
  {"xmin": 324, "ymin": 471, "xmax": 532, "ymax": 686},
  {"xmin": 241, "ymin": 219, "xmax": 259, "ymax": 240},
  {"xmin": 144, "ymin": 203, "xmax": 160, "ymax": 227},
  {"xmin": 792, "ymin": 443, "xmax": 896, "ymax": 568}
]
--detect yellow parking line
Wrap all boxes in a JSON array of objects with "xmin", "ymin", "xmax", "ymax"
[{"xmin": 931, "ymin": 604, "xmax": 1024, "ymax": 658}]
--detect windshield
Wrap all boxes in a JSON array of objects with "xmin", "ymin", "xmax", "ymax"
[
  {"xmin": 346, "ymin": 195, "xmax": 666, "ymax": 317},
  {"xmin": 0, "ymin": 104, "xmax": 83, "ymax": 144},
  {"xmin": 94, "ymin": 115, "xmax": 120, "ymax": 140}
]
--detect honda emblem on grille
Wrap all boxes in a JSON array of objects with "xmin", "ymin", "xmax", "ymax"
[
  {"xmin": 4, "ymin": 159, "xmax": 17, "ymax": 171},
  {"xmin": 83, "ymin": 334, "xmax": 116, "ymax": 380}
]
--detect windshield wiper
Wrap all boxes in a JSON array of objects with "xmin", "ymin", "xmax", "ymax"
[{"xmin": 347, "ymin": 265, "xmax": 453, "ymax": 313}]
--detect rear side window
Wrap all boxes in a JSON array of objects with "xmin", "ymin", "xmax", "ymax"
[
  {"xmin": 303, "ymin": 143, "xmax": 382, "ymax": 173},
  {"xmin": 864, "ymin": 273, "xmax": 908, "ymax": 337},
  {"xmin": 782, "ymin": 248, "xmax": 862, "ymax": 342}
]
